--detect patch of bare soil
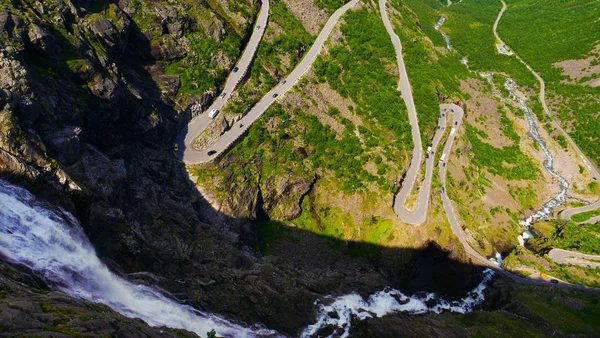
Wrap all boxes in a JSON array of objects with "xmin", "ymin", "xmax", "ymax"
[
  {"xmin": 193, "ymin": 113, "xmax": 240, "ymax": 150},
  {"xmin": 214, "ymin": 0, "xmax": 249, "ymax": 28},
  {"xmin": 553, "ymin": 44, "xmax": 600, "ymax": 87},
  {"xmin": 316, "ymin": 82, "xmax": 361, "ymax": 125},
  {"xmin": 461, "ymin": 79, "xmax": 513, "ymax": 148},
  {"xmin": 279, "ymin": 81, "xmax": 346, "ymax": 138},
  {"xmin": 446, "ymin": 78, "xmax": 563, "ymax": 256},
  {"xmin": 281, "ymin": 0, "xmax": 329, "ymax": 35}
]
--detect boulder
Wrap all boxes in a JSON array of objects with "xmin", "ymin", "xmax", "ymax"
[
  {"xmin": 27, "ymin": 23, "xmax": 61, "ymax": 59},
  {"xmin": 50, "ymin": 126, "xmax": 82, "ymax": 165}
]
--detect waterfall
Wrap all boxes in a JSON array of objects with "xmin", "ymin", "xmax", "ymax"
[
  {"xmin": 0, "ymin": 179, "xmax": 496, "ymax": 338},
  {"xmin": 0, "ymin": 179, "xmax": 280, "ymax": 338},
  {"xmin": 301, "ymin": 269, "xmax": 494, "ymax": 338},
  {"xmin": 503, "ymin": 79, "xmax": 570, "ymax": 232}
]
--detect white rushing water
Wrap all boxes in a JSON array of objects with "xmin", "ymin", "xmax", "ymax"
[
  {"xmin": 434, "ymin": 16, "xmax": 453, "ymax": 51},
  {"xmin": 0, "ymin": 179, "xmax": 280, "ymax": 338},
  {"xmin": 301, "ymin": 269, "xmax": 494, "ymax": 338},
  {"xmin": 0, "ymin": 179, "xmax": 496, "ymax": 338},
  {"xmin": 503, "ymin": 79, "xmax": 570, "ymax": 231}
]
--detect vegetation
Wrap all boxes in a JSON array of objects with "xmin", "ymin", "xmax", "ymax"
[
  {"xmin": 164, "ymin": 34, "xmax": 241, "ymax": 96},
  {"xmin": 405, "ymin": 0, "xmax": 536, "ymax": 87},
  {"xmin": 498, "ymin": 0, "xmax": 600, "ymax": 167},
  {"xmin": 224, "ymin": 0, "xmax": 315, "ymax": 115},
  {"xmin": 439, "ymin": 284, "xmax": 600, "ymax": 337},
  {"xmin": 466, "ymin": 124, "xmax": 539, "ymax": 180},
  {"xmin": 391, "ymin": 0, "xmax": 470, "ymax": 143},
  {"xmin": 530, "ymin": 220, "xmax": 600, "ymax": 255},
  {"xmin": 314, "ymin": 0, "xmax": 347, "ymax": 14},
  {"xmin": 571, "ymin": 208, "xmax": 600, "ymax": 223},
  {"xmin": 313, "ymin": 8, "xmax": 412, "ymax": 154}
]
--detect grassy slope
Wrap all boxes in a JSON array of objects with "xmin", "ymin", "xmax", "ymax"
[
  {"xmin": 499, "ymin": 0, "xmax": 600, "ymax": 167},
  {"xmin": 391, "ymin": 0, "xmax": 470, "ymax": 144},
  {"xmin": 223, "ymin": 0, "xmax": 315, "ymax": 115}
]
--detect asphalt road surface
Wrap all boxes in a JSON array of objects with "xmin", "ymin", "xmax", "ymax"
[
  {"xmin": 549, "ymin": 248, "xmax": 600, "ymax": 269},
  {"xmin": 438, "ymin": 105, "xmax": 598, "ymax": 291},
  {"xmin": 175, "ymin": 0, "xmax": 360, "ymax": 164},
  {"xmin": 379, "ymin": 0, "xmax": 431, "ymax": 225},
  {"xmin": 494, "ymin": 0, "xmax": 600, "ymax": 225},
  {"xmin": 174, "ymin": 0, "xmax": 269, "ymax": 163}
]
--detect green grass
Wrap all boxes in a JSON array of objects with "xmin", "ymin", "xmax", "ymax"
[
  {"xmin": 500, "ymin": 0, "xmax": 600, "ymax": 81},
  {"xmin": 164, "ymin": 34, "xmax": 241, "ymax": 96},
  {"xmin": 530, "ymin": 220, "xmax": 600, "ymax": 255},
  {"xmin": 466, "ymin": 124, "xmax": 539, "ymax": 180},
  {"xmin": 430, "ymin": 0, "xmax": 535, "ymax": 86},
  {"xmin": 571, "ymin": 208, "xmax": 600, "ymax": 223},
  {"xmin": 314, "ymin": 0, "xmax": 347, "ymax": 14},
  {"xmin": 314, "ymin": 8, "xmax": 412, "ymax": 156},
  {"xmin": 256, "ymin": 197, "xmax": 395, "ymax": 258},
  {"xmin": 509, "ymin": 185, "xmax": 537, "ymax": 209},
  {"xmin": 391, "ymin": 0, "xmax": 470, "ymax": 143},
  {"xmin": 497, "ymin": 0, "xmax": 600, "ymax": 168}
]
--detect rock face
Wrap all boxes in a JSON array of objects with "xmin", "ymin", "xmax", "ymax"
[
  {"xmin": 0, "ymin": 0, "xmax": 489, "ymax": 337},
  {"xmin": 0, "ymin": 261, "xmax": 198, "ymax": 337}
]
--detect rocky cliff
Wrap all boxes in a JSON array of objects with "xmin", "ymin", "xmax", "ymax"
[{"xmin": 1, "ymin": 0, "xmax": 598, "ymax": 337}]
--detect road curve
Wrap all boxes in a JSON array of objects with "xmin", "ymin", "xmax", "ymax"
[
  {"xmin": 174, "ymin": 0, "xmax": 270, "ymax": 162},
  {"xmin": 379, "ymin": 0, "xmax": 431, "ymax": 225},
  {"xmin": 175, "ymin": 0, "xmax": 360, "ymax": 164},
  {"xmin": 494, "ymin": 0, "xmax": 600, "ymax": 224},
  {"xmin": 549, "ymin": 249, "xmax": 600, "ymax": 269},
  {"xmin": 560, "ymin": 203, "xmax": 600, "ymax": 224},
  {"xmin": 438, "ymin": 105, "xmax": 598, "ymax": 290}
]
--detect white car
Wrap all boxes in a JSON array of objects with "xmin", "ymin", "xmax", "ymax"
[{"xmin": 209, "ymin": 109, "xmax": 219, "ymax": 119}]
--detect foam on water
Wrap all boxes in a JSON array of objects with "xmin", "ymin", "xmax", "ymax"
[
  {"xmin": 503, "ymin": 79, "xmax": 569, "ymax": 233},
  {"xmin": 0, "ymin": 179, "xmax": 280, "ymax": 338},
  {"xmin": 301, "ymin": 269, "xmax": 494, "ymax": 338},
  {"xmin": 0, "ymin": 179, "xmax": 497, "ymax": 338},
  {"xmin": 434, "ymin": 16, "xmax": 452, "ymax": 51}
]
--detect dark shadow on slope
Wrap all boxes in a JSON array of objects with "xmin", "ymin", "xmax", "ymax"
[{"xmin": 0, "ymin": 2, "xmax": 513, "ymax": 337}]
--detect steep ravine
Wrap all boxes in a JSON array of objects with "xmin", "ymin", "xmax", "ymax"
[{"xmin": 0, "ymin": 0, "xmax": 487, "ymax": 336}]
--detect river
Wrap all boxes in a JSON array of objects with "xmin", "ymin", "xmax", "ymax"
[
  {"xmin": 503, "ymin": 79, "xmax": 570, "ymax": 233},
  {"xmin": 0, "ymin": 179, "xmax": 496, "ymax": 337},
  {"xmin": 433, "ymin": 15, "xmax": 570, "ymax": 257},
  {"xmin": 434, "ymin": 16, "xmax": 452, "ymax": 51}
]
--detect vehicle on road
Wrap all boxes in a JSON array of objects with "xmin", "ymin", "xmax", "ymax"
[
  {"xmin": 239, "ymin": 124, "xmax": 243, "ymax": 128},
  {"xmin": 272, "ymin": 93, "xmax": 278, "ymax": 98},
  {"xmin": 455, "ymin": 121, "xmax": 458, "ymax": 126},
  {"xmin": 440, "ymin": 153, "xmax": 446, "ymax": 162},
  {"xmin": 427, "ymin": 146, "xmax": 432, "ymax": 153},
  {"xmin": 282, "ymin": 80, "xmax": 287, "ymax": 84},
  {"xmin": 257, "ymin": 25, "xmax": 260, "ymax": 30},
  {"xmin": 426, "ymin": 154, "xmax": 429, "ymax": 159},
  {"xmin": 173, "ymin": 143, "xmax": 179, "ymax": 152},
  {"xmin": 207, "ymin": 150, "xmax": 217, "ymax": 156},
  {"xmin": 233, "ymin": 67, "xmax": 239, "ymax": 73},
  {"xmin": 209, "ymin": 109, "xmax": 219, "ymax": 119},
  {"xmin": 220, "ymin": 92, "xmax": 226, "ymax": 98},
  {"xmin": 550, "ymin": 279, "xmax": 558, "ymax": 284}
]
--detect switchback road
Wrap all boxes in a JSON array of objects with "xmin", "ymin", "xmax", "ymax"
[
  {"xmin": 494, "ymin": 0, "xmax": 600, "ymax": 225},
  {"xmin": 438, "ymin": 105, "xmax": 597, "ymax": 291},
  {"xmin": 175, "ymin": 0, "xmax": 360, "ymax": 164},
  {"xmin": 174, "ymin": 0, "xmax": 269, "ymax": 163},
  {"xmin": 379, "ymin": 0, "xmax": 431, "ymax": 225}
]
